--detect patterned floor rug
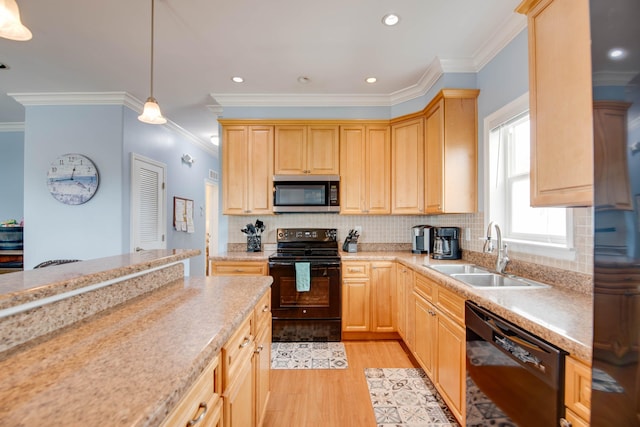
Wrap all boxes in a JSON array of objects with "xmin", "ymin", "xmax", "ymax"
[
  {"xmin": 364, "ymin": 368, "xmax": 459, "ymax": 427},
  {"xmin": 271, "ymin": 341, "xmax": 349, "ymax": 369}
]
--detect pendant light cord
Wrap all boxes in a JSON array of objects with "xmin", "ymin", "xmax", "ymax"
[{"xmin": 149, "ymin": 0, "xmax": 155, "ymax": 98}]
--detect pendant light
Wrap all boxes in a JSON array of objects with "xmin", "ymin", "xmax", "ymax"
[
  {"xmin": 0, "ymin": 0, "xmax": 32, "ymax": 41},
  {"xmin": 138, "ymin": 0, "xmax": 166, "ymax": 124}
]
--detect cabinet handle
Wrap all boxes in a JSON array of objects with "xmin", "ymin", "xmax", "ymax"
[
  {"xmin": 255, "ymin": 344, "xmax": 264, "ymax": 354},
  {"xmin": 262, "ymin": 305, "xmax": 269, "ymax": 312},
  {"xmin": 239, "ymin": 337, "xmax": 251, "ymax": 348},
  {"xmin": 234, "ymin": 269, "xmax": 244, "ymax": 272},
  {"xmin": 559, "ymin": 418, "xmax": 571, "ymax": 427},
  {"xmin": 187, "ymin": 402, "xmax": 208, "ymax": 426}
]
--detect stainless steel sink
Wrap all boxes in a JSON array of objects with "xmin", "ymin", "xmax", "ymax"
[
  {"xmin": 426, "ymin": 264, "xmax": 488, "ymax": 275},
  {"xmin": 450, "ymin": 273, "xmax": 549, "ymax": 289}
]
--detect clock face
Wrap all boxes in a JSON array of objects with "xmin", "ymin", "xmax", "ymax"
[{"xmin": 47, "ymin": 154, "xmax": 99, "ymax": 205}]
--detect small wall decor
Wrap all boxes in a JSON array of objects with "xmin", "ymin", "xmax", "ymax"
[
  {"xmin": 173, "ymin": 196, "xmax": 194, "ymax": 233},
  {"xmin": 46, "ymin": 153, "xmax": 99, "ymax": 205}
]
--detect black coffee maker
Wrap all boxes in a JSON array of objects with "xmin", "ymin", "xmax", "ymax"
[{"xmin": 432, "ymin": 227, "xmax": 461, "ymax": 260}]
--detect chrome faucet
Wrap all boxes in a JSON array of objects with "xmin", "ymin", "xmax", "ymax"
[{"xmin": 483, "ymin": 221, "xmax": 510, "ymax": 274}]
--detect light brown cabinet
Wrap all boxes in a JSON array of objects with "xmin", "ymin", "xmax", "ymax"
[
  {"xmin": 517, "ymin": 0, "xmax": 593, "ymax": 207},
  {"xmin": 274, "ymin": 124, "xmax": 339, "ymax": 175},
  {"xmin": 339, "ymin": 124, "xmax": 391, "ymax": 214},
  {"xmin": 395, "ymin": 265, "xmax": 414, "ymax": 343},
  {"xmin": 563, "ymin": 356, "xmax": 591, "ymax": 426},
  {"xmin": 410, "ymin": 272, "xmax": 465, "ymax": 424},
  {"xmin": 210, "ymin": 261, "xmax": 269, "ymax": 276},
  {"xmin": 222, "ymin": 125, "xmax": 274, "ymax": 215},
  {"xmin": 391, "ymin": 116, "xmax": 425, "ymax": 214},
  {"xmin": 593, "ymin": 101, "xmax": 633, "ymax": 210},
  {"xmin": 253, "ymin": 290, "xmax": 271, "ymax": 427},
  {"xmin": 160, "ymin": 355, "xmax": 223, "ymax": 427},
  {"xmin": 341, "ymin": 261, "xmax": 396, "ymax": 336},
  {"xmin": 424, "ymin": 89, "xmax": 479, "ymax": 214}
]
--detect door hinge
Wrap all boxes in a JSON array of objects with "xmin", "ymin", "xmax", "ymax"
[
  {"xmin": 162, "ymin": 182, "xmax": 165, "ymax": 190},
  {"xmin": 162, "ymin": 234, "xmax": 165, "ymax": 242}
]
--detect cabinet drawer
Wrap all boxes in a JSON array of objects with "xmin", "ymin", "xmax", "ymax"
[
  {"xmin": 565, "ymin": 356, "xmax": 591, "ymax": 422},
  {"xmin": 436, "ymin": 286, "xmax": 465, "ymax": 325},
  {"xmin": 254, "ymin": 289, "xmax": 272, "ymax": 335},
  {"xmin": 211, "ymin": 261, "xmax": 267, "ymax": 276},
  {"xmin": 160, "ymin": 355, "xmax": 221, "ymax": 427},
  {"xmin": 342, "ymin": 262, "xmax": 370, "ymax": 278},
  {"xmin": 222, "ymin": 313, "xmax": 254, "ymax": 390},
  {"xmin": 414, "ymin": 274, "xmax": 435, "ymax": 302}
]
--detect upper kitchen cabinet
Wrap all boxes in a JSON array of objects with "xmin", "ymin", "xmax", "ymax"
[
  {"xmin": 221, "ymin": 125, "xmax": 274, "ymax": 215},
  {"xmin": 274, "ymin": 124, "xmax": 340, "ymax": 175},
  {"xmin": 424, "ymin": 89, "xmax": 479, "ymax": 214},
  {"xmin": 340, "ymin": 124, "xmax": 391, "ymax": 214},
  {"xmin": 391, "ymin": 115, "xmax": 425, "ymax": 214},
  {"xmin": 517, "ymin": 0, "xmax": 593, "ymax": 207},
  {"xmin": 593, "ymin": 101, "xmax": 633, "ymax": 210}
]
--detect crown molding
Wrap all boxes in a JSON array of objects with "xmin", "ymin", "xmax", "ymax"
[
  {"xmin": 7, "ymin": 91, "xmax": 218, "ymax": 156},
  {"xmin": 210, "ymin": 92, "xmax": 392, "ymax": 107},
  {"xmin": 0, "ymin": 122, "xmax": 25, "ymax": 132},
  {"xmin": 472, "ymin": 13, "xmax": 527, "ymax": 72}
]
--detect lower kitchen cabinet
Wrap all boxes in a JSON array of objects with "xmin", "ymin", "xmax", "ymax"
[
  {"xmin": 221, "ymin": 289, "xmax": 272, "ymax": 427},
  {"xmin": 210, "ymin": 261, "xmax": 268, "ymax": 276},
  {"xmin": 563, "ymin": 356, "xmax": 591, "ymax": 427},
  {"xmin": 396, "ymin": 265, "xmax": 414, "ymax": 343},
  {"xmin": 160, "ymin": 355, "xmax": 222, "ymax": 427},
  {"xmin": 342, "ymin": 261, "xmax": 397, "ymax": 337},
  {"xmin": 410, "ymin": 272, "xmax": 465, "ymax": 424}
]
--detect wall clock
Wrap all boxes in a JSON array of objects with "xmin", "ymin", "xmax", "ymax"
[{"xmin": 47, "ymin": 153, "xmax": 99, "ymax": 205}]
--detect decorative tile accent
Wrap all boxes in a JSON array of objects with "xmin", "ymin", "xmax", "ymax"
[
  {"xmin": 364, "ymin": 368, "xmax": 459, "ymax": 426},
  {"xmin": 271, "ymin": 341, "xmax": 348, "ymax": 369}
]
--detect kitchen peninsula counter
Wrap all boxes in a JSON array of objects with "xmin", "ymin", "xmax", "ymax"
[{"xmin": 0, "ymin": 252, "xmax": 272, "ymax": 427}]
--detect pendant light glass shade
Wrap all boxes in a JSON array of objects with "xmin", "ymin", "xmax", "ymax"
[
  {"xmin": 0, "ymin": 0, "xmax": 32, "ymax": 41},
  {"xmin": 138, "ymin": 0, "xmax": 166, "ymax": 125},
  {"xmin": 138, "ymin": 96, "xmax": 167, "ymax": 124}
]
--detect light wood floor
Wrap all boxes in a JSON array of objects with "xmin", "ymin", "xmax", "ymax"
[{"xmin": 263, "ymin": 340, "xmax": 419, "ymax": 427}]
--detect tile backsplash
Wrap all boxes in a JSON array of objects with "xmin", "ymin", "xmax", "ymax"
[{"xmin": 227, "ymin": 207, "xmax": 593, "ymax": 275}]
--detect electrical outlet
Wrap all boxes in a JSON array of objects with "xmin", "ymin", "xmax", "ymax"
[
  {"xmin": 354, "ymin": 226, "xmax": 362, "ymax": 235},
  {"xmin": 465, "ymin": 228, "xmax": 471, "ymax": 241}
]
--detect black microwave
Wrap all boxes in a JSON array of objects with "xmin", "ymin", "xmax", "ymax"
[{"xmin": 273, "ymin": 175, "xmax": 340, "ymax": 213}]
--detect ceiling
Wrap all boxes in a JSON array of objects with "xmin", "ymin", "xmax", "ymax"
[{"xmin": 0, "ymin": 0, "xmax": 526, "ymax": 144}]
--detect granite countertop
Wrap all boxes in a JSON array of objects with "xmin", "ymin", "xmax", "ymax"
[
  {"xmin": 0, "ymin": 249, "xmax": 199, "ymax": 311},
  {"xmin": 0, "ymin": 274, "xmax": 273, "ymax": 427},
  {"xmin": 210, "ymin": 251, "xmax": 274, "ymax": 261},
  {"xmin": 344, "ymin": 251, "xmax": 593, "ymax": 364}
]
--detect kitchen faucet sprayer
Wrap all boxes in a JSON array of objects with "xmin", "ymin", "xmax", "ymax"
[{"xmin": 483, "ymin": 221, "xmax": 510, "ymax": 274}]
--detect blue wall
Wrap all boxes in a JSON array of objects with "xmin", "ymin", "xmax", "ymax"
[
  {"xmin": 20, "ymin": 103, "xmax": 219, "ymax": 274},
  {"xmin": 0, "ymin": 130, "xmax": 25, "ymax": 222}
]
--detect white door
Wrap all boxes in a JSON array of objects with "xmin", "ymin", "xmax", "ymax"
[{"xmin": 131, "ymin": 153, "xmax": 166, "ymax": 251}]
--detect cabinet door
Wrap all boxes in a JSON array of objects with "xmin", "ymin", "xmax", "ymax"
[
  {"xmin": 518, "ymin": 0, "xmax": 593, "ymax": 207},
  {"xmin": 436, "ymin": 313, "xmax": 465, "ymax": 422},
  {"xmin": 564, "ymin": 356, "xmax": 591, "ymax": 423},
  {"xmin": 365, "ymin": 125, "xmax": 391, "ymax": 214},
  {"xmin": 223, "ymin": 362, "xmax": 254, "ymax": 427},
  {"xmin": 425, "ymin": 101, "xmax": 444, "ymax": 214},
  {"xmin": 342, "ymin": 278, "xmax": 371, "ymax": 332},
  {"xmin": 307, "ymin": 125, "xmax": 339, "ymax": 175},
  {"xmin": 391, "ymin": 117, "xmax": 424, "ymax": 214},
  {"xmin": 247, "ymin": 126, "xmax": 274, "ymax": 214},
  {"xmin": 413, "ymin": 293, "xmax": 436, "ymax": 377},
  {"xmin": 254, "ymin": 326, "xmax": 271, "ymax": 427},
  {"xmin": 339, "ymin": 125, "xmax": 366, "ymax": 214},
  {"xmin": 371, "ymin": 262, "xmax": 396, "ymax": 332},
  {"xmin": 593, "ymin": 101, "xmax": 632, "ymax": 210},
  {"xmin": 274, "ymin": 125, "xmax": 307, "ymax": 174},
  {"xmin": 222, "ymin": 126, "xmax": 249, "ymax": 214}
]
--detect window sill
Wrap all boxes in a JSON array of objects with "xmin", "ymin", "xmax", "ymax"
[{"xmin": 502, "ymin": 238, "xmax": 576, "ymax": 261}]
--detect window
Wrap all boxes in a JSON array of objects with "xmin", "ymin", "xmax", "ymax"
[{"xmin": 486, "ymin": 94, "xmax": 573, "ymax": 257}]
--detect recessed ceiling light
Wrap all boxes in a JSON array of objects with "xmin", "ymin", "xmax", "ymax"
[
  {"xmin": 297, "ymin": 76, "xmax": 311, "ymax": 84},
  {"xmin": 382, "ymin": 13, "xmax": 400, "ymax": 26},
  {"xmin": 365, "ymin": 77, "xmax": 377, "ymax": 84},
  {"xmin": 607, "ymin": 47, "xmax": 628, "ymax": 60},
  {"xmin": 231, "ymin": 76, "xmax": 244, "ymax": 83}
]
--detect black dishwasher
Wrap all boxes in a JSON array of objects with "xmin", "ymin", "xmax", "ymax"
[{"xmin": 465, "ymin": 301, "xmax": 566, "ymax": 427}]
